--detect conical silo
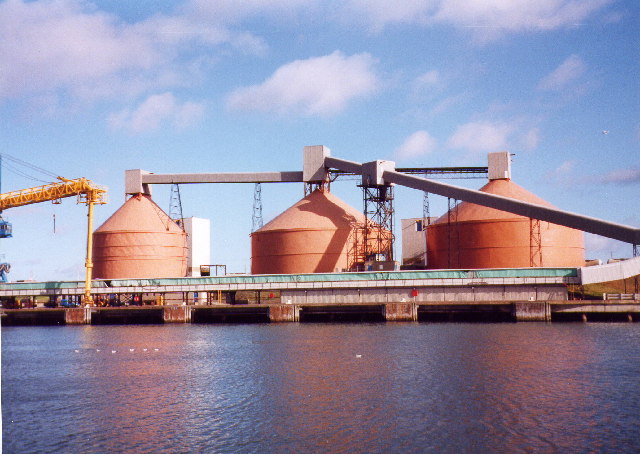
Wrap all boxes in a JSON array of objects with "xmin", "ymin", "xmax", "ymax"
[
  {"xmin": 251, "ymin": 189, "xmax": 368, "ymax": 274},
  {"xmin": 93, "ymin": 194, "xmax": 187, "ymax": 279},
  {"xmin": 426, "ymin": 179, "xmax": 584, "ymax": 269}
]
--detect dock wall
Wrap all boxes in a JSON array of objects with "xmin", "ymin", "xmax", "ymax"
[
  {"xmin": 2, "ymin": 268, "xmax": 637, "ymax": 325},
  {"xmin": 2, "ymin": 301, "xmax": 640, "ymax": 325},
  {"xmin": 512, "ymin": 302, "xmax": 551, "ymax": 322}
]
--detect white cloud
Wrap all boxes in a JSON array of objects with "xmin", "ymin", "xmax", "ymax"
[
  {"xmin": 428, "ymin": 93, "xmax": 468, "ymax": 117},
  {"xmin": 557, "ymin": 160, "xmax": 576, "ymax": 174},
  {"xmin": 560, "ymin": 165, "xmax": 640, "ymax": 187},
  {"xmin": 434, "ymin": 0, "xmax": 612, "ymax": 41},
  {"xmin": 521, "ymin": 127, "xmax": 540, "ymax": 151},
  {"xmin": 538, "ymin": 54, "xmax": 586, "ymax": 91},
  {"xmin": 585, "ymin": 233, "xmax": 615, "ymax": 252},
  {"xmin": 0, "ymin": 0, "xmax": 612, "ymax": 109},
  {"xmin": 545, "ymin": 160, "xmax": 576, "ymax": 184},
  {"xmin": 136, "ymin": 14, "xmax": 267, "ymax": 55},
  {"xmin": 343, "ymin": 0, "xmax": 435, "ymax": 30},
  {"xmin": 191, "ymin": 0, "xmax": 613, "ymax": 41},
  {"xmin": 447, "ymin": 121, "xmax": 512, "ymax": 154},
  {"xmin": 186, "ymin": 0, "xmax": 319, "ymax": 24},
  {"xmin": 188, "ymin": 0, "xmax": 613, "ymax": 42},
  {"xmin": 412, "ymin": 70, "xmax": 442, "ymax": 95},
  {"xmin": 173, "ymin": 101, "xmax": 206, "ymax": 131},
  {"xmin": 342, "ymin": 0, "xmax": 612, "ymax": 39},
  {"xmin": 108, "ymin": 92, "xmax": 204, "ymax": 133},
  {"xmin": 0, "ymin": 0, "xmax": 157, "ymax": 100},
  {"xmin": 226, "ymin": 51, "xmax": 379, "ymax": 116},
  {"xmin": 446, "ymin": 118, "xmax": 541, "ymax": 156},
  {"xmin": 584, "ymin": 233, "xmax": 630, "ymax": 259},
  {"xmin": 415, "ymin": 70, "xmax": 440, "ymax": 87},
  {"xmin": 394, "ymin": 131, "xmax": 438, "ymax": 160},
  {"xmin": 600, "ymin": 168, "xmax": 640, "ymax": 185},
  {"xmin": 0, "ymin": 0, "xmax": 266, "ymax": 105}
]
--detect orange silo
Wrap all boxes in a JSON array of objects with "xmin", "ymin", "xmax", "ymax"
[
  {"xmin": 426, "ymin": 179, "xmax": 584, "ymax": 269},
  {"xmin": 93, "ymin": 194, "xmax": 187, "ymax": 279},
  {"xmin": 251, "ymin": 189, "xmax": 369, "ymax": 274}
]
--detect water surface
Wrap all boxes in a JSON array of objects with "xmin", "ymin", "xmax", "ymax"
[{"xmin": 3, "ymin": 323, "xmax": 639, "ymax": 453}]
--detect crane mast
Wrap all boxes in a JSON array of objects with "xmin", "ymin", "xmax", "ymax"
[
  {"xmin": 0, "ymin": 155, "xmax": 12, "ymax": 282},
  {"xmin": 0, "ymin": 177, "xmax": 107, "ymax": 305}
]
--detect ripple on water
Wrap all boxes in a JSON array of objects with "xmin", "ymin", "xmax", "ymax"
[{"xmin": 2, "ymin": 323, "xmax": 640, "ymax": 453}]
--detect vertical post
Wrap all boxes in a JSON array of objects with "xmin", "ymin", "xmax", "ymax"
[
  {"xmin": 423, "ymin": 190, "xmax": 430, "ymax": 267},
  {"xmin": 447, "ymin": 198, "xmax": 452, "ymax": 268},
  {"xmin": 84, "ymin": 200, "xmax": 95, "ymax": 306},
  {"xmin": 634, "ymin": 245, "xmax": 639, "ymax": 293},
  {"xmin": 252, "ymin": 183, "xmax": 263, "ymax": 232}
]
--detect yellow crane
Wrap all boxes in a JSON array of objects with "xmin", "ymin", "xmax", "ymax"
[{"xmin": 0, "ymin": 177, "xmax": 107, "ymax": 305}]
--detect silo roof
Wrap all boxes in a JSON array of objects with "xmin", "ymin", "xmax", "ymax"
[
  {"xmin": 434, "ymin": 179, "xmax": 555, "ymax": 223},
  {"xmin": 95, "ymin": 194, "xmax": 183, "ymax": 233},
  {"xmin": 255, "ymin": 189, "xmax": 366, "ymax": 232}
]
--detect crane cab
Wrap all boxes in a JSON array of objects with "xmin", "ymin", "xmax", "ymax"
[{"xmin": 0, "ymin": 218, "xmax": 12, "ymax": 238}]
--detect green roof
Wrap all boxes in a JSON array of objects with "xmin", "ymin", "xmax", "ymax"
[{"xmin": 0, "ymin": 268, "xmax": 578, "ymax": 291}]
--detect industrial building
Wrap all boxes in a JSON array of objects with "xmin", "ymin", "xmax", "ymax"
[
  {"xmin": 91, "ymin": 147, "xmax": 629, "ymax": 280},
  {"xmin": 251, "ymin": 189, "xmax": 367, "ymax": 274},
  {"xmin": 1, "ymin": 146, "xmax": 639, "ymax": 322},
  {"xmin": 92, "ymin": 194, "xmax": 187, "ymax": 279},
  {"xmin": 426, "ymin": 178, "xmax": 585, "ymax": 270}
]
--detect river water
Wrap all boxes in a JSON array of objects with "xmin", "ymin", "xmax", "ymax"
[{"xmin": 2, "ymin": 323, "xmax": 640, "ymax": 453}]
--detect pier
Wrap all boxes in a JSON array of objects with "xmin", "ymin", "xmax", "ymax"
[{"xmin": 2, "ymin": 266, "xmax": 639, "ymax": 326}]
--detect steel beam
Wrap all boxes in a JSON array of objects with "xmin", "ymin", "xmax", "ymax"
[
  {"xmin": 141, "ymin": 171, "xmax": 303, "ymax": 185},
  {"xmin": 383, "ymin": 170, "xmax": 640, "ymax": 244},
  {"xmin": 324, "ymin": 156, "xmax": 363, "ymax": 175}
]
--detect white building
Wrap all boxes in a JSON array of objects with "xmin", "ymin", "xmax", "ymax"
[
  {"xmin": 181, "ymin": 217, "xmax": 211, "ymax": 277},
  {"xmin": 401, "ymin": 218, "xmax": 435, "ymax": 268}
]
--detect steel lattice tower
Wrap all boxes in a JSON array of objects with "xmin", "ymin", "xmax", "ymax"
[
  {"xmin": 362, "ymin": 185, "xmax": 394, "ymax": 261},
  {"xmin": 168, "ymin": 183, "xmax": 184, "ymax": 228},
  {"xmin": 252, "ymin": 183, "xmax": 263, "ymax": 232}
]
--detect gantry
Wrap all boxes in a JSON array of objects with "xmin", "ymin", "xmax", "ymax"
[{"xmin": 0, "ymin": 177, "xmax": 107, "ymax": 304}]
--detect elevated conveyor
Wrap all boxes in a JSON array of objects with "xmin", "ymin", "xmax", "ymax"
[{"xmin": 125, "ymin": 147, "xmax": 639, "ymax": 247}]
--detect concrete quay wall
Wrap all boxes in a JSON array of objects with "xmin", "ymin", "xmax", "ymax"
[{"xmin": 3, "ymin": 301, "xmax": 640, "ymax": 325}]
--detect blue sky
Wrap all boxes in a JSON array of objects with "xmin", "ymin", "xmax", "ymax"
[{"xmin": 1, "ymin": 0, "xmax": 638, "ymax": 281}]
